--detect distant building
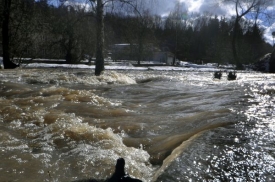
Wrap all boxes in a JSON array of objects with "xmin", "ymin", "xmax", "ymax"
[
  {"xmin": 110, "ymin": 44, "xmax": 138, "ymax": 61},
  {"xmin": 150, "ymin": 51, "xmax": 175, "ymax": 65},
  {"xmin": 110, "ymin": 43, "xmax": 174, "ymax": 65}
]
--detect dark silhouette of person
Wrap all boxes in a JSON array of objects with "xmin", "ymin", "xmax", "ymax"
[
  {"xmin": 107, "ymin": 158, "xmax": 142, "ymax": 182},
  {"xmin": 227, "ymin": 71, "xmax": 237, "ymax": 80},
  {"xmin": 214, "ymin": 70, "xmax": 222, "ymax": 79}
]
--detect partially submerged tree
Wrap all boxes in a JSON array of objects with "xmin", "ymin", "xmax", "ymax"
[{"xmin": 94, "ymin": 0, "xmax": 104, "ymax": 75}]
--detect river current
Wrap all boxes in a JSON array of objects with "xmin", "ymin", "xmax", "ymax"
[{"xmin": 0, "ymin": 68, "xmax": 275, "ymax": 182}]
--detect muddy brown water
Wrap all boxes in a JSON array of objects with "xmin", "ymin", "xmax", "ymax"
[{"xmin": 1, "ymin": 68, "xmax": 275, "ymax": 181}]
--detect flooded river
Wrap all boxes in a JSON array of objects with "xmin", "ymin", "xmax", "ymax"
[{"xmin": 0, "ymin": 67, "xmax": 275, "ymax": 181}]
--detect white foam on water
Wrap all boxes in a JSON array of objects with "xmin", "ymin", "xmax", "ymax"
[
  {"xmin": 41, "ymin": 114, "xmax": 154, "ymax": 181},
  {"xmin": 23, "ymin": 69, "xmax": 137, "ymax": 85}
]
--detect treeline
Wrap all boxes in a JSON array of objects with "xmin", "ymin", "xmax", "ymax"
[
  {"xmin": 0, "ymin": 0, "xmax": 272, "ymax": 66},
  {"xmin": 0, "ymin": 0, "xmax": 96, "ymax": 64},
  {"xmin": 160, "ymin": 14, "xmax": 272, "ymax": 65}
]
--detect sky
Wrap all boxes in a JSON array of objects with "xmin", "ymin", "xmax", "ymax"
[
  {"xmin": 55, "ymin": 0, "xmax": 275, "ymax": 45},
  {"xmin": 152, "ymin": 0, "xmax": 275, "ymax": 45}
]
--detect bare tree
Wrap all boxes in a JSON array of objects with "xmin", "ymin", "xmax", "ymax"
[
  {"xmin": 94, "ymin": 0, "xmax": 104, "ymax": 75},
  {"xmin": 222, "ymin": 0, "xmax": 271, "ymax": 69},
  {"xmin": 168, "ymin": 1, "xmax": 188, "ymax": 65},
  {"xmin": 124, "ymin": 6, "xmax": 158, "ymax": 65},
  {"xmin": 89, "ymin": 0, "xmax": 144, "ymax": 75}
]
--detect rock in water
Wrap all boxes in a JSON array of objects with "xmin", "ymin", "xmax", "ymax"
[
  {"xmin": 270, "ymin": 49, "xmax": 275, "ymax": 73},
  {"xmin": 253, "ymin": 53, "xmax": 270, "ymax": 72},
  {"xmin": 253, "ymin": 48, "xmax": 275, "ymax": 73}
]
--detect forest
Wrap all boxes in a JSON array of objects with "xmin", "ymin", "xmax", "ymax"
[{"xmin": 0, "ymin": 0, "xmax": 273, "ymax": 70}]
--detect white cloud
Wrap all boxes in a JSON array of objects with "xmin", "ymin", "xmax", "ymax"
[
  {"xmin": 58, "ymin": 0, "xmax": 93, "ymax": 12},
  {"xmin": 157, "ymin": 0, "xmax": 235, "ymax": 17},
  {"xmin": 182, "ymin": 0, "xmax": 203, "ymax": 12}
]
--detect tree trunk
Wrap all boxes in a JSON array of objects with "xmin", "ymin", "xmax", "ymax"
[
  {"xmin": 137, "ymin": 32, "xmax": 144, "ymax": 65},
  {"xmin": 173, "ymin": 28, "xmax": 178, "ymax": 66},
  {"xmin": 95, "ymin": 0, "xmax": 104, "ymax": 76},
  {"xmin": 2, "ymin": 0, "xmax": 18, "ymax": 69},
  {"xmin": 137, "ymin": 44, "xmax": 142, "ymax": 65},
  {"xmin": 232, "ymin": 17, "xmax": 243, "ymax": 70}
]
